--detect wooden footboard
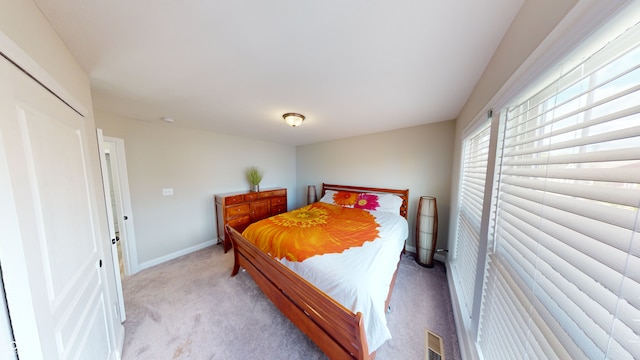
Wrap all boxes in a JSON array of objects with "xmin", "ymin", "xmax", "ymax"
[
  {"xmin": 227, "ymin": 225, "xmax": 372, "ymax": 360},
  {"xmin": 226, "ymin": 183, "xmax": 409, "ymax": 359}
]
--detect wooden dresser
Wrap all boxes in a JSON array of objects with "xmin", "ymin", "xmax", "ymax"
[{"xmin": 214, "ymin": 188, "xmax": 287, "ymax": 252}]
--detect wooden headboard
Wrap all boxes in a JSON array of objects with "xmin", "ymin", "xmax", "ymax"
[{"xmin": 321, "ymin": 183, "xmax": 410, "ymax": 219}]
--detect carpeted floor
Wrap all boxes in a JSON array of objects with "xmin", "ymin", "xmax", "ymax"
[{"xmin": 120, "ymin": 244, "xmax": 461, "ymax": 359}]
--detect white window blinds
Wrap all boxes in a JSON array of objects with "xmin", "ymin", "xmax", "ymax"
[
  {"xmin": 453, "ymin": 119, "xmax": 492, "ymax": 318},
  {"xmin": 477, "ymin": 18, "xmax": 640, "ymax": 360}
]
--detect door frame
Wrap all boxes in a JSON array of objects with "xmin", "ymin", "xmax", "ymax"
[
  {"xmin": 97, "ymin": 130, "xmax": 126, "ymax": 324},
  {"xmin": 102, "ymin": 136, "xmax": 139, "ymax": 275},
  {"xmin": 0, "ymin": 264, "xmax": 18, "ymax": 359}
]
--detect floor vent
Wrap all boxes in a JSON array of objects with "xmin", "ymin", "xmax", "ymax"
[{"xmin": 425, "ymin": 329, "xmax": 445, "ymax": 360}]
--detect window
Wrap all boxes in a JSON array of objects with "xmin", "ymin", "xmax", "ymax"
[
  {"xmin": 450, "ymin": 3, "xmax": 640, "ymax": 359},
  {"xmin": 453, "ymin": 118, "xmax": 492, "ymax": 319}
]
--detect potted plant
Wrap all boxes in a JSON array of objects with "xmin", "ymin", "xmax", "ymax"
[{"xmin": 245, "ymin": 166, "xmax": 263, "ymax": 192}]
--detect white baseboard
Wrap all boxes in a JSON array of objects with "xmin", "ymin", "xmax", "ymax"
[
  {"xmin": 434, "ymin": 250, "xmax": 447, "ymax": 263},
  {"xmin": 138, "ymin": 240, "xmax": 216, "ymax": 271},
  {"xmin": 404, "ymin": 245, "xmax": 448, "ymax": 263}
]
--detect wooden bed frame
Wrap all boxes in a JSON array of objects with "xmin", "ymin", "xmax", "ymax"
[{"xmin": 227, "ymin": 183, "xmax": 409, "ymax": 360}]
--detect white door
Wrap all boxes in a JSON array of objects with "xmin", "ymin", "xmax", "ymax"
[
  {"xmin": 103, "ymin": 137, "xmax": 138, "ymax": 275},
  {"xmin": 0, "ymin": 268, "xmax": 18, "ymax": 359},
  {"xmin": 0, "ymin": 56, "xmax": 116, "ymax": 359},
  {"xmin": 97, "ymin": 130, "xmax": 126, "ymax": 323}
]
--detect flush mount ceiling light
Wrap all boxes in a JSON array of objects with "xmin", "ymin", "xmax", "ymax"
[{"xmin": 282, "ymin": 113, "xmax": 305, "ymax": 127}]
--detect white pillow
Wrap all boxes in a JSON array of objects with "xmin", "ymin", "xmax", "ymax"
[
  {"xmin": 320, "ymin": 190, "xmax": 403, "ymax": 215},
  {"xmin": 369, "ymin": 193, "xmax": 404, "ymax": 215}
]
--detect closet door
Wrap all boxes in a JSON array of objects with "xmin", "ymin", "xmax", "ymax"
[
  {"xmin": 0, "ymin": 56, "xmax": 115, "ymax": 359},
  {"xmin": 0, "ymin": 270, "xmax": 17, "ymax": 359}
]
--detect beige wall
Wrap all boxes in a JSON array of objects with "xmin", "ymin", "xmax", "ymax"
[
  {"xmin": 0, "ymin": 0, "xmax": 93, "ymax": 110},
  {"xmin": 296, "ymin": 120, "xmax": 456, "ymax": 253},
  {"xmin": 95, "ymin": 111, "xmax": 297, "ymax": 267},
  {"xmin": 456, "ymin": 0, "xmax": 578, "ymax": 132}
]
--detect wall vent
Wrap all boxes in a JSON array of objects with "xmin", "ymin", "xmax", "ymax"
[{"xmin": 425, "ymin": 329, "xmax": 445, "ymax": 360}]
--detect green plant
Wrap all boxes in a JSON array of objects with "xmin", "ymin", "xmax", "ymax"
[{"xmin": 245, "ymin": 166, "xmax": 264, "ymax": 185}]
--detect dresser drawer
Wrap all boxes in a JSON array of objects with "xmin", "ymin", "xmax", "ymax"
[
  {"xmin": 271, "ymin": 196, "xmax": 286, "ymax": 206},
  {"xmin": 225, "ymin": 195, "xmax": 245, "ymax": 205},
  {"xmin": 271, "ymin": 204, "xmax": 287, "ymax": 215},
  {"xmin": 226, "ymin": 203, "xmax": 250, "ymax": 218},
  {"xmin": 244, "ymin": 192, "xmax": 259, "ymax": 201},
  {"xmin": 272, "ymin": 189, "xmax": 286, "ymax": 197}
]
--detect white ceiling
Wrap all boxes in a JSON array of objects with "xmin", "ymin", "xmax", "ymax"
[{"xmin": 34, "ymin": 0, "xmax": 523, "ymax": 146}]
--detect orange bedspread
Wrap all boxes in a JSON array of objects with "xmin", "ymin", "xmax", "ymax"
[{"xmin": 242, "ymin": 202, "xmax": 380, "ymax": 262}]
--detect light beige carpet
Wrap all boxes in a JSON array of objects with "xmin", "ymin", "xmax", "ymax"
[{"xmin": 120, "ymin": 245, "xmax": 461, "ymax": 359}]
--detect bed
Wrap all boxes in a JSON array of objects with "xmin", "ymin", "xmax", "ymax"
[{"xmin": 226, "ymin": 183, "xmax": 409, "ymax": 359}]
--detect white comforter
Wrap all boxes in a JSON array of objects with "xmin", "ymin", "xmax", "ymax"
[{"xmin": 280, "ymin": 209, "xmax": 408, "ymax": 353}]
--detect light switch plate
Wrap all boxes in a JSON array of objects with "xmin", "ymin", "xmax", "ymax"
[{"xmin": 162, "ymin": 188, "xmax": 173, "ymax": 196}]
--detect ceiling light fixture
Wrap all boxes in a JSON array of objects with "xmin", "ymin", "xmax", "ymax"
[{"xmin": 282, "ymin": 113, "xmax": 305, "ymax": 127}]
